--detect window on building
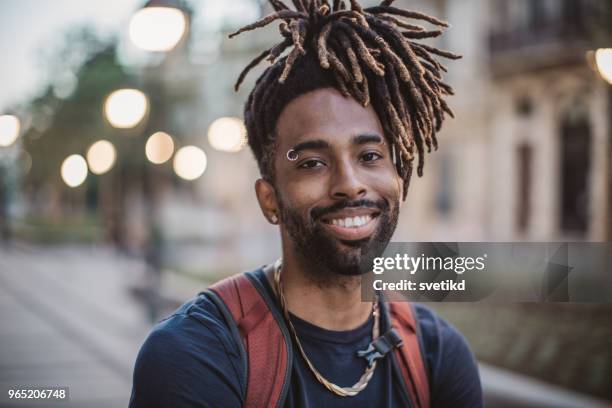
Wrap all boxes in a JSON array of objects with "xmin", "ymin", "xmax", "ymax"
[
  {"xmin": 517, "ymin": 143, "xmax": 532, "ymax": 232},
  {"xmin": 560, "ymin": 113, "xmax": 591, "ymax": 234},
  {"xmin": 515, "ymin": 95, "xmax": 534, "ymax": 117}
]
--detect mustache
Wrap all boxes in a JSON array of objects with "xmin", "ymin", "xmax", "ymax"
[{"xmin": 310, "ymin": 198, "xmax": 389, "ymax": 221}]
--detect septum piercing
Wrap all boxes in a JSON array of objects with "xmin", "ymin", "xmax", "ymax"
[{"xmin": 286, "ymin": 149, "xmax": 299, "ymax": 161}]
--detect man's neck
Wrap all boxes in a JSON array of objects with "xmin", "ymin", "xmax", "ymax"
[{"xmin": 265, "ymin": 255, "xmax": 374, "ymax": 332}]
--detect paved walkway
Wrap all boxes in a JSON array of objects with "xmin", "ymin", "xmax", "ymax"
[{"xmin": 0, "ymin": 244, "xmax": 154, "ymax": 407}]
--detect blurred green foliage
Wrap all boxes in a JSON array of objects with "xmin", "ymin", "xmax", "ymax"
[{"xmin": 24, "ymin": 28, "xmax": 134, "ymax": 193}]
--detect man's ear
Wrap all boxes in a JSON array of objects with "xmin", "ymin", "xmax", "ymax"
[{"xmin": 255, "ymin": 178, "xmax": 280, "ymax": 225}]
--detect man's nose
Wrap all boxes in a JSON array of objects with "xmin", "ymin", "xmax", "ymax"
[{"xmin": 330, "ymin": 159, "xmax": 367, "ymax": 199}]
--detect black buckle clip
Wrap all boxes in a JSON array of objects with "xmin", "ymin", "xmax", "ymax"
[{"xmin": 356, "ymin": 328, "xmax": 404, "ymax": 368}]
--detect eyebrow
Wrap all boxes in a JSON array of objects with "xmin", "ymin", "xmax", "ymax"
[
  {"xmin": 354, "ymin": 133, "xmax": 383, "ymax": 145},
  {"xmin": 289, "ymin": 133, "xmax": 383, "ymax": 154},
  {"xmin": 290, "ymin": 139, "xmax": 330, "ymax": 154}
]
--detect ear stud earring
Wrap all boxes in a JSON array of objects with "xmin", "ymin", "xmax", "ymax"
[{"xmin": 270, "ymin": 214, "xmax": 279, "ymax": 224}]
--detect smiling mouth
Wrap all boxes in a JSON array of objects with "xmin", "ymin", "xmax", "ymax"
[
  {"xmin": 323, "ymin": 214, "xmax": 377, "ymax": 228},
  {"xmin": 319, "ymin": 212, "xmax": 381, "ymax": 241}
]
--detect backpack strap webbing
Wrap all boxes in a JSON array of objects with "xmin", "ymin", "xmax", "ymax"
[
  {"xmin": 207, "ymin": 270, "xmax": 292, "ymax": 408},
  {"xmin": 389, "ymin": 301, "xmax": 431, "ymax": 408}
]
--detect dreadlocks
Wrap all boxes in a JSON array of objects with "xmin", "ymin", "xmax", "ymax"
[{"xmin": 231, "ymin": 0, "xmax": 460, "ymax": 201}]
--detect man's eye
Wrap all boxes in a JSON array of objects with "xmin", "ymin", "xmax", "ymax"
[
  {"xmin": 362, "ymin": 152, "xmax": 382, "ymax": 162},
  {"xmin": 298, "ymin": 159, "xmax": 325, "ymax": 169}
]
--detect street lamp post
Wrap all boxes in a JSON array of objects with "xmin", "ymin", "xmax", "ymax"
[{"xmin": 126, "ymin": 0, "xmax": 191, "ymax": 321}]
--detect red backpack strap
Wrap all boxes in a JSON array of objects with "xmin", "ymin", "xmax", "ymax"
[
  {"xmin": 389, "ymin": 302, "xmax": 430, "ymax": 408},
  {"xmin": 206, "ymin": 269, "xmax": 292, "ymax": 408}
]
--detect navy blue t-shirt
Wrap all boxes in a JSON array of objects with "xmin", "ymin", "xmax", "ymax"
[{"xmin": 129, "ymin": 268, "xmax": 482, "ymax": 407}]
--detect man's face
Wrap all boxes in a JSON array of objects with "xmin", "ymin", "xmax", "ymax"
[{"xmin": 270, "ymin": 87, "xmax": 402, "ymax": 280}]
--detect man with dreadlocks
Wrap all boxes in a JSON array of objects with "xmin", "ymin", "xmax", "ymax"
[{"xmin": 130, "ymin": 1, "xmax": 482, "ymax": 407}]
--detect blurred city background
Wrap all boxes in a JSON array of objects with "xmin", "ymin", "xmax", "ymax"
[{"xmin": 0, "ymin": 0, "xmax": 611, "ymax": 407}]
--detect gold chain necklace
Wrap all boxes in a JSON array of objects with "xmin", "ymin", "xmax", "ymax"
[{"xmin": 272, "ymin": 259, "xmax": 380, "ymax": 397}]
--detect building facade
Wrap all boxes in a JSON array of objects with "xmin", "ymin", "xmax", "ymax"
[{"xmin": 161, "ymin": 0, "xmax": 611, "ymax": 278}]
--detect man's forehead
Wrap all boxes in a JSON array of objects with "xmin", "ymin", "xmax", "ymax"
[{"xmin": 275, "ymin": 88, "xmax": 384, "ymax": 146}]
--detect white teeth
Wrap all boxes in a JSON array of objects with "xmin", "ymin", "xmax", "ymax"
[{"xmin": 329, "ymin": 215, "xmax": 372, "ymax": 228}]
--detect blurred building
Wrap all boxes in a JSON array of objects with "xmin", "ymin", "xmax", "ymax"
[
  {"xmin": 388, "ymin": 0, "xmax": 611, "ymax": 242},
  {"xmin": 125, "ymin": 0, "xmax": 611, "ymax": 278}
]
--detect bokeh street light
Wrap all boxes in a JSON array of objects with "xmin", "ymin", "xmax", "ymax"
[
  {"xmin": 208, "ymin": 117, "xmax": 247, "ymax": 153},
  {"xmin": 61, "ymin": 154, "xmax": 88, "ymax": 188},
  {"xmin": 595, "ymin": 48, "xmax": 612, "ymax": 85},
  {"xmin": 104, "ymin": 89, "xmax": 149, "ymax": 128},
  {"xmin": 129, "ymin": 1, "xmax": 187, "ymax": 52},
  {"xmin": 173, "ymin": 145, "xmax": 207, "ymax": 180},
  {"xmin": 0, "ymin": 115, "xmax": 21, "ymax": 147},
  {"xmin": 87, "ymin": 140, "xmax": 117, "ymax": 175},
  {"xmin": 146, "ymin": 131, "xmax": 175, "ymax": 164}
]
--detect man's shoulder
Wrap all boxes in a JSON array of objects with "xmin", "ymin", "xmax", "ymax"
[
  {"xmin": 144, "ymin": 267, "xmax": 268, "ymax": 349},
  {"xmin": 130, "ymin": 291, "xmax": 246, "ymax": 407},
  {"xmin": 136, "ymin": 291, "xmax": 243, "ymax": 365}
]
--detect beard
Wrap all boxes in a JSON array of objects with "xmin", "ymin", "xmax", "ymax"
[{"xmin": 276, "ymin": 192, "xmax": 399, "ymax": 284}]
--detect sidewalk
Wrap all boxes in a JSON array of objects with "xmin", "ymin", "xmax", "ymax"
[{"xmin": 0, "ymin": 244, "xmax": 154, "ymax": 407}]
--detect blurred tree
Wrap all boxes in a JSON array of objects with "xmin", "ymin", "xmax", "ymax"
[
  {"xmin": 22, "ymin": 27, "xmax": 141, "ymax": 245},
  {"xmin": 26, "ymin": 30, "xmax": 133, "ymax": 186}
]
